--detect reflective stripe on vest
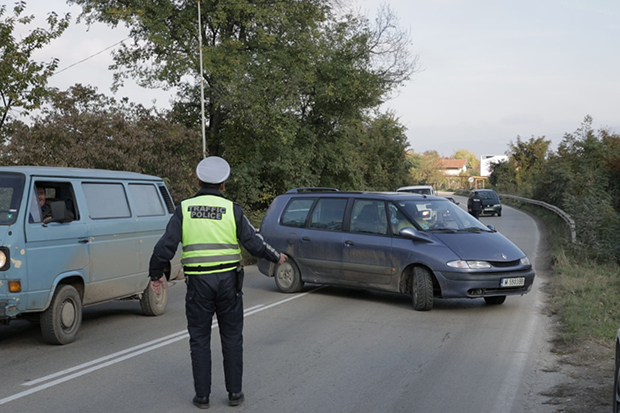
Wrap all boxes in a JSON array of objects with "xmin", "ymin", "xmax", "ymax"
[{"xmin": 181, "ymin": 195, "xmax": 241, "ymax": 274}]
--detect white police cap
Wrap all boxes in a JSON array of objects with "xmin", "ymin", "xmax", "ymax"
[{"xmin": 196, "ymin": 156, "xmax": 230, "ymax": 184}]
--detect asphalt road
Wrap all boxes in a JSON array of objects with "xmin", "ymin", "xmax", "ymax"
[{"xmin": 0, "ymin": 196, "xmax": 552, "ymax": 413}]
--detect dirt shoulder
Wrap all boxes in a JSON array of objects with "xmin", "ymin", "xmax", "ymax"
[{"xmin": 538, "ymin": 338, "xmax": 614, "ymax": 413}]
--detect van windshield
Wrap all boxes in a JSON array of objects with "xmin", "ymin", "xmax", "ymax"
[{"xmin": 0, "ymin": 173, "xmax": 25, "ymax": 225}]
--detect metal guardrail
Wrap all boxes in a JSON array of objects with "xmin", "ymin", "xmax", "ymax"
[{"xmin": 499, "ymin": 194, "xmax": 576, "ymax": 244}]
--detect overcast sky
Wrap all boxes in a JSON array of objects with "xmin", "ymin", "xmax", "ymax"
[{"xmin": 15, "ymin": 0, "xmax": 620, "ymax": 160}]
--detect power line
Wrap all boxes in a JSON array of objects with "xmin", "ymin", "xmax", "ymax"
[
  {"xmin": 52, "ymin": 37, "xmax": 130, "ymax": 76},
  {"xmin": 51, "ymin": 0, "xmax": 313, "ymax": 76}
]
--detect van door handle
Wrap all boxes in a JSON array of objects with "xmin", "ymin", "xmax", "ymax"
[
  {"xmin": 301, "ymin": 236, "xmax": 311, "ymax": 242},
  {"xmin": 78, "ymin": 238, "xmax": 89, "ymax": 244},
  {"xmin": 344, "ymin": 240, "xmax": 354, "ymax": 246}
]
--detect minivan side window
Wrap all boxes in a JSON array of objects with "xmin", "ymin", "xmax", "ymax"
[
  {"xmin": 309, "ymin": 198, "xmax": 347, "ymax": 231},
  {"xmin": 388, "ymin": 203, "xmax": 415, "ymax": 235},
  {"xmin": 82, "ymin": 182, "xmax": 131, "ymax": 219},
  {"xmin": 280, "ymin": 198, "xmax": 316, "ymax": 228},
  {"xmin": 129, "ymin": 183, "xmax": 166, "ymax": 217},
  {"xmin": 350, "ymin": 199, "xmax": 388, "ymax": 235}
]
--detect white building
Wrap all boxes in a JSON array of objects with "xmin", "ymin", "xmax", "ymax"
[{"xmin": 480, "ymin": 154, "xmax": 508, "ymax": 177}]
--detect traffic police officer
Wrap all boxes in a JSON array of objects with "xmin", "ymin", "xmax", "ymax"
[
  {"xmin": 149, "ymin": 156, "xmax": 287, "ymax": 409},
  {"xmin": 468, "ymin": 190, "xmax": 483, "ymax": 219}
]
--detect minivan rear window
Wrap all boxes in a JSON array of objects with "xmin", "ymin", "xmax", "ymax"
[
  {"xmin": 82, "ymin": 182, "xmax": 131, "ymax": 219},
  {"xmin": 280, "ymin": 198, "xmax": 316, "ymax": 228},
  {"xmin": 309, "ymin": 198, "xmax": 347, "ymax": 231}
]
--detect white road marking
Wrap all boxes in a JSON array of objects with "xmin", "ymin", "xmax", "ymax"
[{"xmin": 0, "ymin": 290, "xmax": 316, "ymax": 406}]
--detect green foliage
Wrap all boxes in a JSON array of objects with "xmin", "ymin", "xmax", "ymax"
[
  {"xmin": 495, "ymin": 116, "xmax": 620, "ymax": 263},
  {"xmin": 453, "ymin": 148, "xmax": 479, "ymax": 175},
  {"xmin": 0, "ymin": 84, "xmax": 201, "ymax": 202},
  {"xmin": 0, "ymin": 1, "xmax": 70, "ymax": 132},
  {"xmin": 68, "ymin": 0, "xmax": 416, "ymax": 209},
  {"xmin": 406, "ymin": 150, "xmax": 446, "ymax": 189}
]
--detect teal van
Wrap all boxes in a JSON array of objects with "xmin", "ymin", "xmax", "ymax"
[{"xmin": 0, "ymin": 166, "xmax": 183, "ymax": 344}]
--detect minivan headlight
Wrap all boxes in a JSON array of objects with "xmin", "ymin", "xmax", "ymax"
[
  {"xmin": 447, "ymin": 260, "xmax": 492, "ymax": 269},
  {"xmin": 520, "ymin": 256, "xmax": 531, "ymax": 266}
]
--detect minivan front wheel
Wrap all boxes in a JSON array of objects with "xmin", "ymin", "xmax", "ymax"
[
  {"xmin": 275, "ymin": 260, "xmax": 304, "ymax": 293},
  {"xmin": 140, "ymin": 279, "xmax": 168, "ymax": 316},
  {"xmin": 40, "ymin": 284, "xmax": 83, "ymax": 345},
  {"xmin": 412, "ymin": 267, "xmax": 434, "ymax": 311}
]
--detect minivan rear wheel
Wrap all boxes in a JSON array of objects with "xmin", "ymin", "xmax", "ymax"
[
  {"xmin": 275, "ymin": 260, "xmax": 304, "ymax": 293},
  {"xmin": 40, "ymin": 284, "xmax": 82, "ymax": 345},
  {"xmin": 412, "ymin": 267, "xmax": 433, "ymax": 311},
  {"xmin": 140, "ymin": 279, "xmax": 168, "ymax": 316}
]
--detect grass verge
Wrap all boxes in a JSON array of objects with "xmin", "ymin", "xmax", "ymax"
[{"xmin": 503, "ymin": 198, "xmax": 620, "ymax": 346}]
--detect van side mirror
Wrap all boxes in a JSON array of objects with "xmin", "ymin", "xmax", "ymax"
[{"xmin": 49, "ymin": 200, "xmax": 68, "ymax": 223}]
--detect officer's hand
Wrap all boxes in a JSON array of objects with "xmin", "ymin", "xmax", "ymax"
[
  {"xmin": 277, "ymin": 253, "xmax": 288, "ymax": 265},
  {"xmin": 150, "ymin": 277, "xmax": 166, "ymax": 295}
]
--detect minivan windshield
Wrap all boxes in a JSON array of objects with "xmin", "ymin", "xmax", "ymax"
[
  {"xmin": 0, "ymin": 173, "xmax": 25, "ymax": 225},
  {"xmin": 395, "ymin": 199, "xmax": 490, "ymax": 232}
]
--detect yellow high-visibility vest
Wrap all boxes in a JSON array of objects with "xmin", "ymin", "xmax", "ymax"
[{"xmin": 181, "ymin": 195, "xmax": 241, "ymax": 275}]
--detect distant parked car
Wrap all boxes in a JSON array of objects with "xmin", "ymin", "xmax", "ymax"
[
  {"xmin": 257, "ymin": 188, "xmax": 535, "ymax": 311},
  {"xmin": 469, "ymin": 189, "xmax": 502, "ymax": 216},
  {"xmin": 397, "ymin": 185, "xmax": 435, "ymax": 196}
]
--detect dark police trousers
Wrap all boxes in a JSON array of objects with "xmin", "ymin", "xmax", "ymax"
[{"xmin": 185, "ymin": 269, "xmax": 243, "ymax": 397}]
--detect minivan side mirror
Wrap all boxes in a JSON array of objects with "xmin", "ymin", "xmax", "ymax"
[{"xmin": 399, "ymin": 227, "xmax": 434, "ymax": 243}]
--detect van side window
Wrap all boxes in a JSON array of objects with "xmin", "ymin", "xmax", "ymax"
[
  {"xmin": 309, "ymin": 198, "xmax": 347, "ymax": 231},
  {"xmin": 280, "ymin": 198, "xmax": 316, "ymax": 228},
  {"xmin": 30, "ymin": 181, "xmax": 79, "ymax": 223},
  {"xmin": 82, "ymin": 182, "xmax": 131, "ymax": 219},
  {"xmin": 129, "ymin": 184, "xmax": 166, "ymax": 217}
]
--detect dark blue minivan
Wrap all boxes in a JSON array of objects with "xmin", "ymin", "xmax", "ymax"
[{"xmin": 258, "ymin": 188, "xmax": 535, "ymax": 311}]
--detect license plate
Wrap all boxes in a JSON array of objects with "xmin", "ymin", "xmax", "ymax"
[{"xmin": 500, "ymin": 277, "xmax": 525, "ymax": 287}]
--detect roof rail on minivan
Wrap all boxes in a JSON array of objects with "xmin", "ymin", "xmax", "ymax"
[{"xmin": 286, "ymin": 187, "xmax": 340, "ymax": 193}]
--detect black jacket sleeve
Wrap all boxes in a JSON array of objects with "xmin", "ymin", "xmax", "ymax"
[
  {"xmin": 234, "ymin": 203, "xmax": 281, "ymax": 263},
  {"xmin": 148, "ymin": 205, "xmax": 183, "ymax": 281}
]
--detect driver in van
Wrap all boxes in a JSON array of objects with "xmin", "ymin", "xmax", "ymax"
[{"xmin": 37, "ymin": 186, "xmax": 52, "ymax": 223}]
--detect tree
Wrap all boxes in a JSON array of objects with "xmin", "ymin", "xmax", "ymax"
[
  {"xmin": 0, "ymin": 1, "xmax": 69, "ymax": 133},
  {"xmin": 69, "ymin": 0, "xmax": 416, "ymax": 209},
  {"xmin": 505, "ymin": 135, "xmax": 551, "ymax": 196},
  {"xmin": 453, "ymin": 149, "xmax": 479, "ymax": 176},
  {"xmin": 407, "ymin": 150, "xmax": 445, "ymax": 188},
  {"xmin": 0, "ymin": 84, "xmax": 201, "ymax": 202}
]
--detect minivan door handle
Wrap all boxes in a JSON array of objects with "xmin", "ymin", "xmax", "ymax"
[
  {"xmin": 344, "ymin": 240, "xmax": 354, "ymax": 246},
  {"xmin": 301, "ymin": 236, "xmax": 311, "ymax": 242},
  {"xmin": 78, "ymin": 238, "xmax": 90, "ymax": 244}
]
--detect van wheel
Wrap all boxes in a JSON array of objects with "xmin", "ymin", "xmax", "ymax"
[
  {"xmin": 40, "ymin": 285, "xmax": 82, "ymax": 345},
  {"xmin": 498, "ymin": 211, "xmax": 502, "ymax": 217},
  {"xmin": 275, "ymin": 260, "xmax": 304, "ymax": 293},
  {"xmin": 484, "ymin": 295, "xmax": 506, "ymax": 305},
  {"xmin": 412, "ymin": 267, "xmax": 433, "ymax": 311},
  {"xmin": 140, "ymin": 280, "xmax": 168, "ymax": 316}
]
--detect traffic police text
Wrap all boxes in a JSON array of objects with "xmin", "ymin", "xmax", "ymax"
[{"xmin": 188, "ymin": 205, "xmax": 226, "ymax": 220}]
